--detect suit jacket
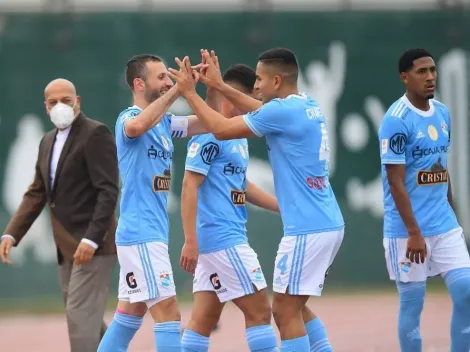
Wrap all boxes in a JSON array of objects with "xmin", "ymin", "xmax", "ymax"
[{"xmin": 4, "ymin": 113, "xmax": 119, "ymax": 264}]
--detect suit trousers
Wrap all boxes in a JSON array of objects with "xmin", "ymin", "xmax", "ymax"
[{"xmin": 59, "ymin": 254, "xmax": 116, "ymax": 352}]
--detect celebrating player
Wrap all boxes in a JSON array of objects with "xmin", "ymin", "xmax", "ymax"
[
  {"xmin": 97, "ymin": 54, "xmax": 209, "ymax": 352},
  {"xmin": 169, "ymin": 49, "xmax": 344, "ymax": 352},
  {"xmin": 378, "ymin": 48, "xmax": 470, "ymax": 352},
  {"xmin": 180, "ymin": 63, "xmax": 279, "ymax": 352}
]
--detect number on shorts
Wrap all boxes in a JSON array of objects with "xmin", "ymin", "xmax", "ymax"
[{"xmin": 277, "ymin": 254, "xmax": 288, "ymax": 275}]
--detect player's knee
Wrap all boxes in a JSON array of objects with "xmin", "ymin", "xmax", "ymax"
[
  {"xmin": 272, "ymin": 292, "xmax": 306, "ymax": 327},
  {"xmin": 445, "ymin": 269, "xmax": 470, "ymax": 308},
  {"xmin": 454, "ymin": 286, "xmax": 470, "ymax": 308},
  {"xmin": 243, "ymin": 297, "xmax": 272, "ymax": 326},
  {"xmin": 149, "ymin": 296, "xmax": 181, "ymax": 322},
  {"xmin": 187, "ymin": 311, "xmax": 220, "ymax": 335},
  {"xmin": 272, "ymin": 297, "xmax": 293, "ymax": 326},
  {"xmin": 397, "ymin": 281, "xmax": 425, "ymax": 315}
]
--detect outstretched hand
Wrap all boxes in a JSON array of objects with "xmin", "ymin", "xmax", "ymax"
[
  {"xmin": 168, "ymin": 56, "xmax": 198, "ymax": 97},
  {"xmin": 193, "ymin": 49, "xmax": 224, "ymax": 89}
]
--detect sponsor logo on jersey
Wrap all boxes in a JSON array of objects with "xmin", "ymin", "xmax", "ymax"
[
  {"xmin": 153, "ymin": 169, "xmax": 172, "ymax": 191},
  {"xmin": 412, "ymin": 145, "xmax": 449, "ymax": 160},
  {"xmin": 223, "ymin": 162, "xmax": 247, "ymax": 176},
  {"xmin": 231, "ymin": 190, "xmax": 246, "ymax": 206},
  {"xmin": 417, "ymin": 158, "xmax": 448, "ymax": 185}
]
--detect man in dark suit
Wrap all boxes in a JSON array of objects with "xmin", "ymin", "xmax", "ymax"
[{"xmin": 0, "ymin": 78, "xmax": 119, "ymax": 352}]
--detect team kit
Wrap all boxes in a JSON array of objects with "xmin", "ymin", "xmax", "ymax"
[{"xmin": 96, "ymin": 48, "xmax": 470, "ymax": 352}]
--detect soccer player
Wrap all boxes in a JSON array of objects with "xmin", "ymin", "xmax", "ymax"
[
  {"xmin": 169, "ymin": 49, "xmax": 344, "ymax": 352},
  {"xmin": 97, "ymin": 54, "xmax": 209, "ymax": 352},
  {"xmin": 378, "ymin": 48, "xmax": 470, "ymax": 352},
  {"xmin": 180, "ymin": 63, "xmax": 279, "ymax": 352}
]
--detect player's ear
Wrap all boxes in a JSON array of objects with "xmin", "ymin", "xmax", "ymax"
[
  {"xmin": 273, "ymin": 75, "xmax": 282, "ymax": 90},
  {"xmin": 134, "ymin": 78, "xmax": 145, "ymax": 92},
  {"xmin": 400, "ymin": 72, "xmax": 408, "ymax": 85}
]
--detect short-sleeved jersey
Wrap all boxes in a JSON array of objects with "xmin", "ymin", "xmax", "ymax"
[
  {"xmin": 185, "ymin": 134, "xmax": 249, "ymax": 253},
  {"xmin": 243, "ymin": 94, "xmax": 344, "ymax": 236},
  {"xmin": 378, "ymin": 95, "xmax": 459, "ymax": 238},
  {"xmin": 115, "ymin": 105, "xmax": 177, "ymax": 246}
]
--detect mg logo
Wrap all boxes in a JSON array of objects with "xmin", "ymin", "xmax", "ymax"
[
  {"xmin": 200, "ymin": 142, "xmax": 220, "ymax": 165},
  {"xmin": 390, "ymin": 133, "xmax": 406, "ymax": 154}
]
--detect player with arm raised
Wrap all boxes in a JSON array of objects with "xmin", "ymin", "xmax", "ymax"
[
  {"xmin": 379, "ymin": 48, "xmax": 470, "ymax": 352},
  {"xmin": 170, "ymin": 49, "xmax": 344, "ymax": 352},
  {"xmin": 180, "ymin": 63, "xmax": 279, "ymax": 352},
  {"xmin": 97, "ymin": 54, "xmax": 208, "ymax": 352}
]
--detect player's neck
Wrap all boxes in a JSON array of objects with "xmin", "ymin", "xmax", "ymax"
[
  {"xmin": 278, "ymin": 87, "xmax": 299, "ymax": 99},
  {"xmin": 133, "ymin": 96, "xmax": 150, "ymax": 110},
  {"xmin": 405, "ymin": 92, "xmax": 430, "ymax": 111}
]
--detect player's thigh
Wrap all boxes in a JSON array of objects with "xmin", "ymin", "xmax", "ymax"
[
  {"xmin": 273, "ymin": 230, "xmax": 344, "ymax": 297},
  {"xmin": 431, "ymin": 227, "xmax": 470, "ymax": 276},
  {"xmin": 116, "ymin": 299, "xmax": 148, "ymax": 317},
  {"xmin": 383, "ymin": 237, "xmax": 429, "ymax": 282},
  {"xmin": 117, "ymin": 242, "xmax": 177, "ymax": 307},
  {"xmin": 233, "ymin": 288, "xmax": 272, "ymax": 327},
  {"xmin": 187, "ymin": 291, "xmax": 225, "ymax": 336},
  {"xmin": 198, "ymin": 244, "xmax": 268, "ymax": 303}
]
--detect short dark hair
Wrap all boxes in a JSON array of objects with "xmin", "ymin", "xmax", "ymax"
[
  {"xmin": 258, "ymin": 48, "xmax": 299, "ymax": 83},
  {"xmin": 222, "ymin": 64, "xmax": 256, "ymax": 93},
  {"xmin": 398, "ymin": 49, "xmax": 433, "ymax": 73},
  {"xmin": 125, "ymin": 54, "xmax": 162, "ymax": 90}
]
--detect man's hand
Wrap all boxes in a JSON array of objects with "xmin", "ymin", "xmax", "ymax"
[
  {"xmin": 0, "ymin": 237, "xmax": 14, "ymax": 265},
  {"xmin": 180, "ymin": 241, "xmax": 198, "ymax": 274},
  {"xmin": 196, "ymin": 49, "xmax": 224, "ymax": 90},
  {"xmin": 73, "ymin": 241, "xmax": 96, "ymax": 265},
  {"xmin": 406, "ymin": 230, "xmax": 427, "ymax": 264},
  {"xmin": 168, "ymin": 57, "xmax": 198, "ymax": 97}
]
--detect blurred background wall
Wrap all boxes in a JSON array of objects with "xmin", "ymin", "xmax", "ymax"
[{"xmin": 0, "ymin": 0, "xmax": 469, "ymax": 309}]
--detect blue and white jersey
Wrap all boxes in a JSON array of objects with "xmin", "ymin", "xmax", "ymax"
[
  {"xmin": 115, "ymin": 105, "xmax": 187, "ymax": 246},
  {"xmin": 378, "ymin": 95, "xmax": 459, "ymax": 238},
  {"xmin": 243, "ymin": 94, "xmax": 344, "ymax": 236},
  {"xmin": 185, "ymin": 134, "xmax": 249, "ymax": 254}
]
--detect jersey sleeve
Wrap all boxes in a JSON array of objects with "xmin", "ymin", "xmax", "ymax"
[
  {"xmin": 242, "ymin": 100, "xmax": 284, "ymax": 137},
  {"xmin": 185, "ymin": 134, "xmax": 221, "ymax": 176},
  {"xmin": 170, "ymin": 115, "xmax": 189, "ymax": 138},
  {"xmin": 378, "ymin": 115, "xmax": 409, "ymax": 165},
  {"xmin": 115, "ymin": 108, "xmax": 141, "ymax": 144}
]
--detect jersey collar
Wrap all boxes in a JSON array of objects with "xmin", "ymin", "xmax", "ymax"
[
  {"xmin": 401, "ymin": 94, "xmax": 435, "ymax": 117},
  {"xmin": 285, "ymin": 93, "xmax": 308, "ymax": 100},
  {"xmin": 130, "ymin": 104, "xmax": 143, "ymax": 111}
]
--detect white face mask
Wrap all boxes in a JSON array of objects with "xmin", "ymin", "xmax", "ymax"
[{"xmin": 49, "ymin": 102, "xmax": 76, "ymax": 129}]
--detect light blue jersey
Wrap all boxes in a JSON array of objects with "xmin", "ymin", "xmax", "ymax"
[
  {"xmin": 185, "ymin": 134, "xmax": 249, "ymax": 253},
  {"xmin": 243, "ymin": 94, "xmax": 344, "ymax": 236},
  {"xmin": 115, "ymin": 106, "xmax": 174, "ymax": 246},
  {"xmin": 378, "ymin": 95, "xmax": 459, "ymax": 238}
]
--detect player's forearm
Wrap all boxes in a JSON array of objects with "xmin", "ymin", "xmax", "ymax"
[
  {"xmin": 185, "ymin": 92, "xmax": 228, "ymax": 136},
  {"xmin": 181, "ymin": 184, "xmax": 199, "ymax": 246},
  {"xmin": 206, "ymin": 87, "xmax": 221, "ymax": 112},
  {"xmin": 447, "ymin": 175, "xmax": 456, "ymax": 212},
  {"xmin": 389, "ymin": 182, "xmax": 420, "ymax": 236},
  {"xmin": 126, "ymin": 85, "xmax": 179, "ymax": 137},
  {"xmin": 217, "ymin": 82, "xmax": 262, "ymax": 114},
  {"xmin": 246, "ymin": 181, "xmax": 279, "ymax": 213}
]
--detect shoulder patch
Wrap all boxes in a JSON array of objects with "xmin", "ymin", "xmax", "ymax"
[
  {"xmin": 187, "ymin": 142, "xmax": 200, "ymax": 158},
  {"xmin": 389, "ymin": 133, "xmax": 407, "ymax": 154},
  {"xmin": 120, "ymin": 109, "xmax": 140, "ymax": 123},
  {"xmin": 200, "ymin": 142, "xmax": 220, "ymax": 165}
]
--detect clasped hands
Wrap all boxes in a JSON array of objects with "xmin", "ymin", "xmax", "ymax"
[{"xmin": 168, "ymin": 49, "xmax": 223, "ymax": 97}]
